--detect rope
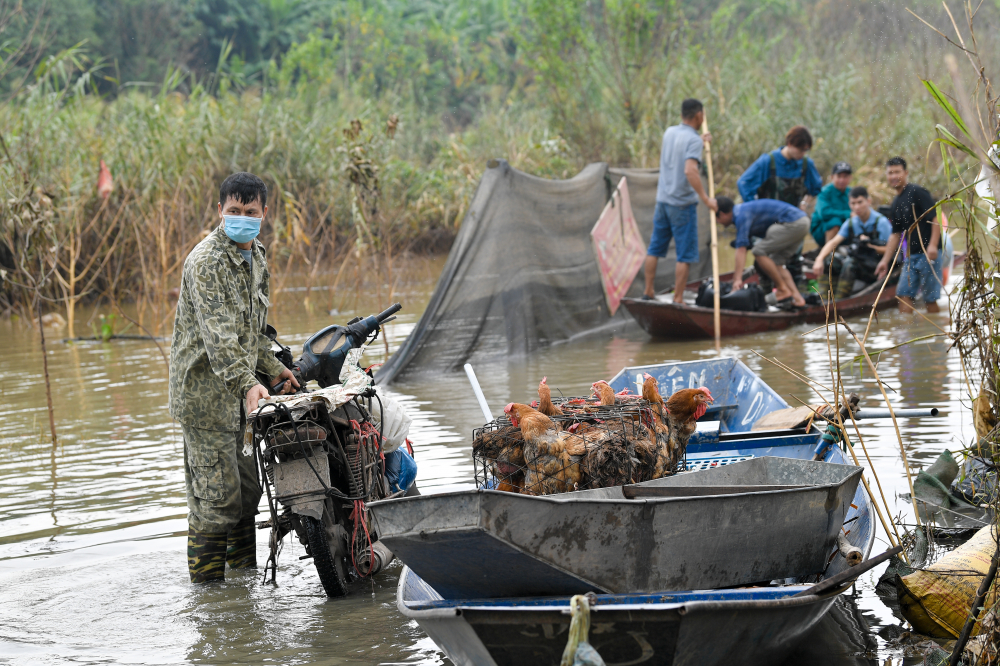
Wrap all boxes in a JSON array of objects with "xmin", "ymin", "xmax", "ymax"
[
  {"xmin": 560, "ymin": 595, "xmax": 592, "ymax": 666},
  {"xmin": 347, "ymin": 418, "xmax": 383, "ymax": 576},
  {"xmin": 349, "ymin": 499, "xmax": 376, "ymax": 577},
  {"xmin": 812, "ymin": 422, "xmax": 844, "ymax": 459}
]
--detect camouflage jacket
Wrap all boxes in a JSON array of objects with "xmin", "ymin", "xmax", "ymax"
[{"xmin": 169, "ymin": 223, "xmax": 286, "ymax": 431}]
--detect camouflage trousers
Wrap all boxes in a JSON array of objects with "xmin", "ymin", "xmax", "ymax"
[{"xmin": 182, "ymin": 424, "xmax": 261, "ymax": 533}]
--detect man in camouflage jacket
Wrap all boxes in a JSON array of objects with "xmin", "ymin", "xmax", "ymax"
[{"xmin": 169, "ymin": 172, "xmax": 298, "ymax": 583}]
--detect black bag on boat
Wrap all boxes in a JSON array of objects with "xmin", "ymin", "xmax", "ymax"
[{"xmin": 695, "ymin": 280, "xmax": 768, "ymax": 312}]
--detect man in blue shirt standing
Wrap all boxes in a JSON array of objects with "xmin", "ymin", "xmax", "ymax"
[
  {"xmin": 643, "ymin": 98, "xmax": 717, "ymax": 302},
  {"xmin": 737, "ymin": 125, "xmax": 823, "ymax": 207},
  {"xmin": 716, "ymin": 196, "xmax": 810, "ymax": 308},
  {"xmin": 737, "ymin": 125, "xmax": 822, "ymax": 293}
]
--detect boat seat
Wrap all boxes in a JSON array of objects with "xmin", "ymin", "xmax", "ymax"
[
  {"xmin": 700, "ymin": 403, "xmax": 737, "ymax": 420},
  {"xmin": 684, "ymin": 455, "xmax": 754, "ymax": 472}
]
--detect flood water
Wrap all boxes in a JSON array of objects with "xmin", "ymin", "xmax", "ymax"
[{"xmin": 0, "ymin": 254, "xmax": 976, "ymax": 665}]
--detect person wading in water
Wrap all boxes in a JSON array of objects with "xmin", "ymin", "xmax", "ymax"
[
  {"xmin": 169, "ymin": 172, "xmax": 299, "ymax": 583},
  {"xmin": 875, "ymin": 156, "xmax": 943, "ymax": 313}
]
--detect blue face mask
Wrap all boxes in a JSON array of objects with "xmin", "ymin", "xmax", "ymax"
[{"xmin": 223, "ymin": 215, "xmax": 262, "ymax": 243}]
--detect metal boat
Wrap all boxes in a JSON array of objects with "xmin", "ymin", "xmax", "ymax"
[
  {"xmin": 370, "ymin": 357, "xmax": 857, "ymax": 599},
  {"xmin": 605, "ymin": 357, "xmax": 788, "ymax": 438},
  {"xmin": 370, "ymin": 456, "xmax": 863, "ymax": 599},
  {"xmin": 395, "ymin": 435, "xmax": 878, "ymax": 666}
]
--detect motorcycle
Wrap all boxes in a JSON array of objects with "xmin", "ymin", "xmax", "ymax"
[{"xmin": 248, "ymin": 303, "xmax": 411, "ymax": 597}]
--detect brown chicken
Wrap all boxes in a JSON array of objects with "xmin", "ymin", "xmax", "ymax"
[
  {"xmin": 537, "ymin": 377, "xmax": 564, "ymax": 417},
  {"xmin": 505, "ymin": 402, "xmax": 587, "ymax": 495},
  {"xmin": 472, "ymin": 425, "xmax": 525, "ymax": 493},
  {"xmin": 591, "ymin": 380, "xmax": 637, "ymax": 406},
  {"xmin": 576, "ymin": 380, "xmax": 652, "ymax": 483},
  {"xmin": 641, "ymin": 373, "xmax": 676, "ymax": 478},
  {"xmin": 591, "ymin": 380, "xmax": 616, "ymax": 406},
  {"xmin": 664, "ymin": 386, "xmax": 714, "ymax": 470}
]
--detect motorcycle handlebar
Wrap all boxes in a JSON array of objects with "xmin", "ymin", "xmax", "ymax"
[
  {"xmin": 376, "ymin": 303, "xmax": 402, "ymax": 323},
  {"xmin": 269, "ymin": 367, "xmax": 302, "ymax": 396}
]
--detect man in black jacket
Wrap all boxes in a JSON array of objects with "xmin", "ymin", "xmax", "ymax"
[{"xmin": 875, "ymin": 156, "xmax": 942, "ymax": 313}]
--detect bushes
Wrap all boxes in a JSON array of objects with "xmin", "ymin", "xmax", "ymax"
[{"xmin": 0, "ymin": 0, "xmax": 993, "ymax": 330}]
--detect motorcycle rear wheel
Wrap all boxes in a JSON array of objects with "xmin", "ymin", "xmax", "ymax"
[{"xmin": 302, "ymin": 513, "xmax": 350, "ymax": 597}]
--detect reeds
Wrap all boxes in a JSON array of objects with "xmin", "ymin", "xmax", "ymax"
[{"xmin": 1, "ymin": 1, "xmax": 997, "ymax": 336}]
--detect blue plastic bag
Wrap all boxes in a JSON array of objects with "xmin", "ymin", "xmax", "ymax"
[{"xmin": 384, "ymin": 448, "xmax": 417, "ymax": 492}]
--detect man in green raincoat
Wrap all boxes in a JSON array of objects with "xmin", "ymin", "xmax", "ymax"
[{"xmin": 169, "ymin": 172, "xmax": 299, "ymax": 583}]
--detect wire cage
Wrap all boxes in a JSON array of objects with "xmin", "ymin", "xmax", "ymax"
[{"xmin": 472, "ymin": 398, "xmax": 683, "ymax": 496}]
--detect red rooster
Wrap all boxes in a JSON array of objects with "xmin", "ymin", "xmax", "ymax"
[
  {"xmin": 664, "ymin": 386, "xmax": 714, "ymax": 469},
  {"xmin": 97, "ymin": 160, "xmax": 113, "ymax": 200}
]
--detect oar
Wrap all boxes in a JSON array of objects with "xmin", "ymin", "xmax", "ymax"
[
  {"xmin": 464, "ymin": 363, "xmax": 495, "ymax": 422},
  {"xmin": 701, "ymin": 112, "xmax": 721, "ymax": 352},
  {"xmin": 792, "ymin": 545, "xmax": 902, "ymax": 597}
]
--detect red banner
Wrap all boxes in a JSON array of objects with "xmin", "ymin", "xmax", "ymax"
[{"xmin": 591, "ymin": 179, "xmax": 645, "ymax": 315}]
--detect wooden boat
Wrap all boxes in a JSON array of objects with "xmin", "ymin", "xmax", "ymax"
[
  {"xmin": 622, "ymin": 253, "xmax": 965, "ymax": 340},
  {"xmin": 621, "ymin": 270, "xmax": 895, "ymax": 339},
  {"xmin": 396, "ymin": 433, "xmax": 878, "ymax": 666}
]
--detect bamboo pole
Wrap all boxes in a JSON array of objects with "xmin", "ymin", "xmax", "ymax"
[{"xmin": 701, "ymin": 114, "xmax": 721, "ymax": 351}]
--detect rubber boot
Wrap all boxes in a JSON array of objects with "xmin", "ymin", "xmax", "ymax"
[
  {"xmin": 816, "ymin": 272, "xmax": 831, "ymax": 298},
  {"xmin": 226, "ymin": 516, "xmax": 257, "ymax": 570},
  {"xmin": 188, "ymin": 528, "xmax": 227, "ymax": 583},
  {"xmin": 786, "ymin": 253, "xmax": 808, "ymax": 292},
  {"xmin": 835, "ymin": 257, "xmax": 856, "ymax": 300}
]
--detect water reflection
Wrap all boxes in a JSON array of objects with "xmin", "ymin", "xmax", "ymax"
[
  {"xmin": 0, "ymin": 263, "xmax": 977, "ymax": 665},
  {"xmin": 785, "ymin": 595, "xmax": 878, "ymax": 666}
]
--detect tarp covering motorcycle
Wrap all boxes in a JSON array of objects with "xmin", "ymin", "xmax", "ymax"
[{"xmin": 378, "ymin": 159, "xmax": 712, "ymax": 383}]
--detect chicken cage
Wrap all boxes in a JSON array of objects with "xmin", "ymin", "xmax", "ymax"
[{"xmin": 472, "ymin": 399, "xmax": 685, "ymax": 496}]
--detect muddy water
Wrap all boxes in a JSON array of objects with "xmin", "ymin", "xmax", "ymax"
[{"xmin": 0, "ymin": 256, "xmax": 973, "ymax": 665}]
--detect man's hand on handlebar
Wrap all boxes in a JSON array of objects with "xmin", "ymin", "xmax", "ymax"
[
  {"xmin": 246, "ymin": 384, "xmax": 270, "ymax": 415},
  {"xmin": 271, "ymin": 368, "xmax": 300, "ymax": 395}
]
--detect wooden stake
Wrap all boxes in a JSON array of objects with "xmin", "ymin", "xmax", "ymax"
[
  {"xmin": 36, "ymin": 298, "xmax": 58, "ymax": 447},
  {"xmin": 701, "ymin": 114, "xmax": 721, "ymax": 351}
]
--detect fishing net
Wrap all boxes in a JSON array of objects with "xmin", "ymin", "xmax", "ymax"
[
  {"xmin": 378, "ymin": 160, "xmax": 714, "ymax": 383},
  {"xmin": 472, "ymin": 398, "xmax": 681, "ymax": 495}
]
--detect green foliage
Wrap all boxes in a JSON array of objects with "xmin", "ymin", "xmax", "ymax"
[
  {"xmin": 91, "ymin": 312, "xmax": 130, "ymax": 341},
  {"xmin": 1, "ymin": 0, "xmax": 997, "ymax": 322}
]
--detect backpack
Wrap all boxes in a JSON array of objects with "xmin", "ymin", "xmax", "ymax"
[
  {"xmin": 757, "ymin": 150, "xmax": 808, "ymax": 206},
  {"xmin": 695, "ymin": 279, "xmax": 769, "ymax": 312}
]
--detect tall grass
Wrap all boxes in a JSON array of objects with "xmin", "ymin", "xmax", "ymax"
[{"xmin": 0, "ymin": 0, "xmax": 994, "ymax": 334}]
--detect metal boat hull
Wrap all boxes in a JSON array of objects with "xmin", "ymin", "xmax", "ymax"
[
  {"xmin": 370, "ymin": 456, "xmax": 863, "ymax": 598},
  {"xmin": 399, "ymin": 568, "xmax": 844, "ymax": 666},
  {"xmin": 397, "ymin": 442, "xmax": 876, "ymax": 666}
]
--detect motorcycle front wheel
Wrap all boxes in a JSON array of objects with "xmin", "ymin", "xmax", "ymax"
[{"xmin": 302, "ymin": 513, "xmax": 350, "ymax": 597}]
